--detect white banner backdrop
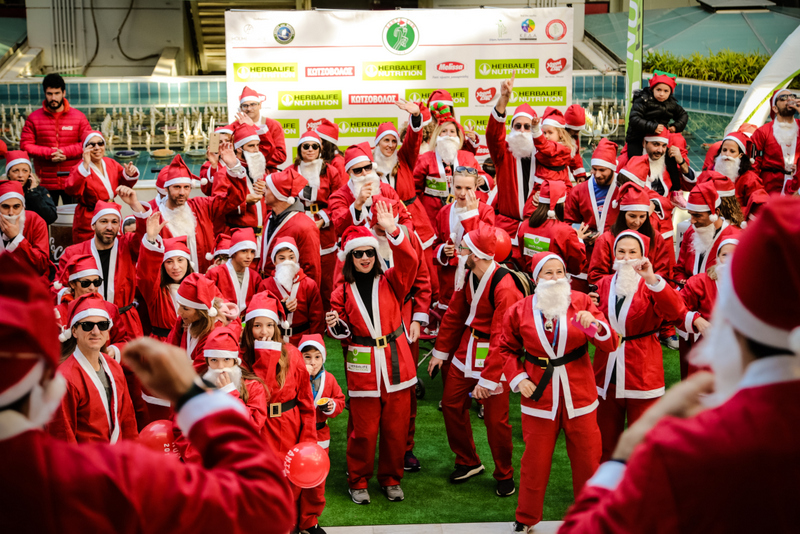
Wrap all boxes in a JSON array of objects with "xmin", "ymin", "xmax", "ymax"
[{"xmin": 225, "ymin": 8, "xmax": 573, "ymax": 164}]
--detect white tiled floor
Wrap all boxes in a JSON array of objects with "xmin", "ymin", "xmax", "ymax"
[{"xmin": 324, "ymin": 521, "xmax": 562, "ymax": 533}]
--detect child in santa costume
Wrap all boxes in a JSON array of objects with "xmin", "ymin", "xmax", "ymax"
[
  {"xmin": 258, "ymin": 236, "xmax": 324, "ymax": 346},
  {"xmin": 592, "ymin": 230, "xmax": 688, "ymax": 461},
  {"xmin": 625, "ymin": 73, "xmax": 688, "ymax": 159},
  {"xmin": 500, "ymin": 252, "xmax": 618, "ymax": 532},
  {"xmin": 327, "ymin": 201, "xmax": 418, "ymax": 505},
  {"xmin": 298, "ymin": 334, "xmax": 345, "ymax": 534},
  {"xmin": 293, "ymin": 129, "xmax": 344, "ymax": 311},
  {"xmin": 751, "ymin": 89, "xmax": 800, "ymax": 195},
  {"xmin": 49, "ymin": 293, "xmax": 138, "ymax": 443},
  {"xmin": 518, "ymin": 180, "xmax": 588, "ymax": 275},
  {"xmin": 0, "ymin": 180, "xmax": 52, "ymax": 279},
  {"xmin": 205, "ymin": 232, "xmax": 231, "ymax": 269},
  {"xmin": 65, "ymin": 131, "xmax": 139, "ymax": 242},
  {"xmin": 205, "ymin": 228, "xmax": 261, "ymax": 315}
]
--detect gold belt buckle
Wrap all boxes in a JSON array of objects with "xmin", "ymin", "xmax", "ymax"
[
  {"xmin": 269, "ymin": 403, "xmax": 282, "ymax": 418},
  {"xmin": 309, "ymin": 203, "xmax": 320, "ymax": 214},
  {"xmin": 445, "ymin": 194, "xmax": 455, "ymax": 204},
  {"xmin": 375, "ymin": 335, "xmax": 388, "ymax": 348},
  {"xmin": 254, "ymin": 226, "xmax": 263, "ymax": 237}
]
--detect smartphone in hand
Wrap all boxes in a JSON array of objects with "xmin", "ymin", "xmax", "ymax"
[{"xmin": 208, "ymin": 132, "xmax": 221, "ymax": 153}]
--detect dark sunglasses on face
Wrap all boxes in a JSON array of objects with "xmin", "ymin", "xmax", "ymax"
[
  {"xmin": 352, "ymin": 249, "xmax": 376, "ymax": 259},
  {"xmin": 78, "ymin": 278, "xmax": 103, "ymax": 288},
  {"xmin": 513, "ymin": 123, "xmax": 532, "ymax": 131},
  {"xmin": 87, "ymin": 141, "xmax": 105, "ymax": 148},
  {"xmin": 351, "ymin": 163, "xmax": 373, "ymax": 176},
  {"xmin": 777, "ymin": 94, "xmax": 797, "ymax": 101},
  {"xmin": 75, "ymin": 320, "xmax": 111, "ymax": 332},
  {"xmin": 455, "ymin": 166, "xmax": 478, "ymax": 175},
  {"xmin": 301, "ymin": 143, "xmax": 320, "ymax": 151}
]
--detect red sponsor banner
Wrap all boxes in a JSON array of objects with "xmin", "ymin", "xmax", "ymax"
[
  {"xmin": 476, "ymin": 145, "xmax": 490, "ymax": 158},
  {"xmin": 348, "ymin": 94, "xmax": 400, "ymax": 105},
  {"xmin": 436, "ymin": 61, "xmax": 465, "ymax": 73},
  {"xmin": 546, "ymin": 58, "xmax": 566, "ymax": 75},
  {"xmin": 475, "ymin": 87, "xmax": 497, "ymax": 104},
  {"xmin": 305, "ymin": 66, "xmax": 355, "ymax": 77}
]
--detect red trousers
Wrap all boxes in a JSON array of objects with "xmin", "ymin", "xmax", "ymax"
[
  {"xmin": 347, "ymin": 387, "xmax": 411, "ymax": 489},
  {"xmin": 517, "ymin": 404, "xmax": 601, "ymax": 526},
  {"xmin": 442, "ymin": 364, "xmax": 513, "ymax": 481},
  {"xmin": 298, "ymin": 446, "xmax": 328, "ymax": 530},
  {"xmin": 406, "ymin": 340, "xmax": 419, "ymax": 454},
  {"xmin": 319, "ymin": 252, "xmax": 337, "ymax": 311},
  {"xmin": 423, "ymin": 246, "xmax": 439, "ymax": 304},
  {"xmin": 597, "ymin": 384, "xmax": 657, "ymax": 462}
]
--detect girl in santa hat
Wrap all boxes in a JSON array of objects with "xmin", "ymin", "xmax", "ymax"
[
  {"xmin": 530, "ymin": 107, "xmax": 577, "ymax": 192},
  {"xmin": 1, "ymin": 150, "xmax": 56, "ymax": 224}
]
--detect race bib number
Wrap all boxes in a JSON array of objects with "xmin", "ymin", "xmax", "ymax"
[
  {"xmin": 425, "ymin": 176, "xmax": 448, "ymax": 197},
  {"xmin": 346, "ymin": 346, "xmax": 372, "ymax": 373},
  {"xmin": 523, "ymin": 234, "xmax": 551, "ymax": 256},
  {"xmin": 474, "ymin": 342, "xmax": 490, "ymax": 369}
]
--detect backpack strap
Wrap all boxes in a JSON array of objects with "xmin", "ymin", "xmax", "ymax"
[{"xmin": 488, "ymin": 267, "xmax": 510, "ymax": 309}]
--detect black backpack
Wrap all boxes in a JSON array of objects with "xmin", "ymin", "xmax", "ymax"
[{"xmin": 488, "ymin": 266, "xmax": 534, "ymax": 308}]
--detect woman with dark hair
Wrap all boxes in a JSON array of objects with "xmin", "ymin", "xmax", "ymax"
[
  {"xmin": 705, "ymin": 172, "xmax": 744, "ymax": 227},
  {"xmin": 1, "ymin": 150, "xmax": 57, "ymax": 225},
  {"xmin": 588, "ymin": 182, "xmax": 671, "ymax": 285},
  {"xmin": 326, "ymin": 201, "xmax": 418, "ymax": 505},
  {"xmin": 317, "ymin": 118, "xmax": 347, "ymax": 178},
  {"xmin": 699, "ymin": 132, "xmax": 764, "ymax": 210}
]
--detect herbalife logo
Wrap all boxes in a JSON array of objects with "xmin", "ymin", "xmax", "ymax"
[
  {"xmin": 278, "ymin": 91, "xmax": 343, "ymax": 110},
  {"xmin": 365, "ymin": 64, "xmax": 379, "ymax": 78},
  {"xmin": 281, "ymin": 93, "xmax": 294, "ymax": 107},
  {"xmin": 339, "ymin": 121, "xmax": 351, "ymax": 134},
  {"xmin": 508, "ymin": 87, "xmax": 566, "ymax": 106},
  {"xmin": 479, "ymin": 63, "xmax": 492, "ymax": 77},
  {"xmin": 463, "ymin": 119, "xmax": 477, "ymax": 131},
  {"xmin": 476, "ymin": 59, "xmax": 539, "ymax": 79},
  {"xmin": 408, "ymin": 92, "xmax": 422, "ymax": 101}
]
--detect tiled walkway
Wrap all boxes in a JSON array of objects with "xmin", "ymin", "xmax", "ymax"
[{"xmin": 325, "ymin": 521, "xmax": 563, "ymax": 533}]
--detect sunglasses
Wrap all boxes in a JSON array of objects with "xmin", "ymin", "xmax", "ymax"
[
  {"xmin": 513, "ymin": 123, "xmax": 532, "ymax": 131},
  {"xmin": 351, "ymin": 163, "xmax": 373, "ymax": 176},
  {"xmin": 777, "ymin": 94, "xmax": 797, "ymax": 101},
  {"xmin": 301, "ymin": 143, "xmax": 320, "ymax": 151},
  {"xmin": 78, "ymin": 278, "xmax": 103, "ymax": 288},
  {"xmin": 75, "ymin": 320, "xmax": 111, "ymax": 332},
  {"xmin": 352, "ymin": 249, "xmax": 376, "ymax": 259},
  {"xmin": 87, "ymin": 141, "xmax": 105, "ymax": 148},
  {"xmin": 455, "ymin": 166, "xmax": 478, "ymax": 175}
]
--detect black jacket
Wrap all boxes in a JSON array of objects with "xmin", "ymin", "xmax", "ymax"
[
  {"xmin": 625, "ymin": 87, "xmax": 689, "ymax": 145},
  {"xmin": 25, "ymin": 185, "xmax": 58, "ymax": 226}
]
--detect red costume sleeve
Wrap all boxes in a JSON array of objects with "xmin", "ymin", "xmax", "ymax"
[{"xmin": 479, "ymin": 277, "xmax": 522, "ymax": 389}]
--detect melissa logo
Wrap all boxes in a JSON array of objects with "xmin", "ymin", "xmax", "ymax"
[
  {"xmin": 305, "ymin": 66, "xmax": 354, "ymax": 77},
  {"xmin": 404, "ymin": 88, "xmax": 468, "ymax": 107},
  {"xmin": 476, "ymin": 59, "xmax": 538, "ymax": 79},
  {"xmin": 278, "ymin": 91, "xmax": 342, "ymax": 110},
  {"xmin": 546, "ymin": 19, "xmax": 567, "ymax": 41},
  {"xmin": 477, "ymin": 145, "xmax": 489, "ymax": 157},
  {"xmin": 233, "ymin": 62, "xmax": 298, "ymax": 82},
  {"xmin": 475, "ymin": 87, "xmax": 497, "ymax": 104},
  {"xmin": 437, "ymin": 62, "xmax": 465, "ymax": 73},
  {"xmin": 546, "ymin": 58, "xmax": 567, "ymax": 75}
]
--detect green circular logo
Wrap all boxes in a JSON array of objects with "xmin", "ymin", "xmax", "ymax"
[
  {"xmin": 273, "ymin": 23, "xmax": 295, "ymax": 45},
  {"xmin": 382, "ymin": 18, "xmax": 419, "ymax": 55}
]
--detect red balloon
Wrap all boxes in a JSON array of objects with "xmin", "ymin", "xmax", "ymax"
[
  {"xmin": 495, "ymin": 227, "xmax": 513, "ymax": 263},
  {"xmin": 139, "ymin": 419, "xmax": 178, "ymax": 456},
  {"xmin": 284, "ymin": 441, "xmax": 330, "ymax": 488}
]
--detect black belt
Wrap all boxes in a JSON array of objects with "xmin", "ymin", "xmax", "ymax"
[
  {"xmin": 350, "ymin": 325, "xmax": 404, "ymax": 348},
  {"xmin": 281, "ymin": 321, "xmax": 309, "ymax": 338},
  {"xmin": 470, "ymin": 327, "xmax": 490, "ymax": 340},
  {"xmin": 151, "ymin": 326, "xmax": 171, "ymax": 338},
  {"xmin": 761, "ymin": 167, "xmax": 792, "ymax": 175},
  {"xmin": 269, "ymin": 397, "xmax": 298, "ymax": 418},
  {"xmin": 118, "ymin": 303, "xmax": 134, "ymax": 314},
  {"xmin": 537, "ymin": 161, "xmax": 567, "ymax": 172},
  {"xmin": 524, "ymin": 343, "xmax": 588, "ymax": 402},
  {"xmin": 316, "ymin": 421, "xmax": 327, "ymax": 430},
  {"xmin": 621, "ymin": 328, "xmax": 660, "ymax": 342},
  {"xmin": 403, "ymin": 286, "xmax": 419, "ymax": 305},
  {"xmin": 402, "ymin": 196, "xmax": 417, "ymax": 207},
  {"xmin": 229, "ymin": 224, "xmax": 263, "ymax": 236}
]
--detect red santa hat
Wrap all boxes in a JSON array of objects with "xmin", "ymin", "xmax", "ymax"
[
  {"xmin": 299, "ymin": 333, "xmax": 327, "ymax": 363},
  {"xmin": 338, "ymin": 225, "xmax": 379, "ymax": 261},
  {"xmin": 565, "ymin": 104, "xmax": 586, "ymax": 131},
  {"xmin": 214, "ymin": 124, "xmax": 234, "ymax": 136},
  {"xmin": 316, "ymin": 119, "xmax": 339, "ymax": 144},
  {"xmin": 618, "ymin": 155, "xmax": 651, "ymax": 188},
  {"xmin": 163, "ymin": 155, "xmax": 201, "ymax": 189},
  {"xmin": 612, "ymin": 181, "xmax": 650, "ymax": 212},
  {"xmin": 539, "ymin": 180, "xmax": 567, "ymax": 218},
  {"xmin": 4, "ymin": 150, "xmax": 31, "ymax": 176},
  {"xmin": 82, "ymin": 131, "xmax": 104, "ymax": 149},
  {"xmin": 344, "ymin": 142, "xmax": 375, "ymax": 173},
  {"xmin": 155, "ymin": 166, "xmax": 169, "ymax": 196},
  {"xmin": 531, "ymin": 251, "xmax": 566, "ymax": 281},
  {"xmin": 228, "ymin": 228, "xmax": 257, "ymax": 256},
  {"xmin": 375, "ymin": 122, "xmax": 399, "ymax": 144},
  {"xmin": 298, "ymin": 130, "xmax": 321, "ymax": 147},
  {"xmin": 737, "ymin": 123, "xmax": 757, "ymax": 137},
  {"xmin": 742, "ymin": 189, "xmax": 769, "ymax": 228},
  {"xmin": 53, "ymin": 252, "xmax": 101, "ymax": 291},
  {"xmin": 244, "ymin": 290, "xmax": 286, "ymax": 327},
  {"xmin": 59, "ymin": 292, "xmax": 113, "ymax": 342},
  {"xmin": 239, "ymin": 86, "xmax": 266, "ymax": 105},
  {"xmin": 0, "ymin": 254, "xmax": 61, "ymax": 407},
  {"xmin": 649, "ymin": 73, "xmax": 676, "ymax": 94},
  {"xmin": 614, "ymin": 229, "xmax": 650, "ymax": 258},
  {"xmin": 591, "ymin": 138, "xmax": 618, "ymax": 171},
  {"xmin": 177, "ymin": 273, "xmax": 221, "ymax": 317},
  {"xmin": 644, "ymin": 133, "xmax": 669, "ymax": 144},
  {"xmin": 707, "ymin": 171, "xmax": 735, "ymax": 198},
  {"xmin": 511, "ymin": 103, "xmax": 536, "ymax": 124},
  {"xmin": 0, "ymin": 180, "xmax": 25, "ymax": 207},
  {"xmin": 233, "ymin": 122, "xmax": 260, "ymax": 150},
  {"xmin": 717, "ymin": 238, "xmax": 739, "ymax": 256},
  {"xmin": 718, "ymin": 198, "xmax": 800, "ymax": 352},
  {"xmin": 429, "ymin": 102, "xmax": 457, "ymax": 126},
  {"xmin": 427, "ymin": 89, "xmax": 454, "ymax": 109},
  {"xmin": 205, "ymin": 233, "xmax": 231, "ymax": 261},
  {"xmin": 687, "ymin": 181, "xmax": 721, "ymax": 221},
  {"xmin": 204, "ymin": 322, "xmax": 242, "ymax": 364},
  {"xmin": 722, "ymin": 132, "xmax": 749, "ymax": 155},
  {"xmin": 164, "ymin": 236, "xmax": 193, "ymax": 267},
  {"xmin": 270, "ymin": 235, "xmax": 300, "ymax": 264},
  {"xmin": 368, "ymin": 195, "xmax": 403, "ymax": 224},
  {"xmin": 265, "ymin": 167, "xmax": 307, "ymax": 204},
  {"xmin": 463, "ymin": 225, "xmax": 496, "ymax": 261},
  {"xmin": 542, "ymin": 107, "xmax": 566, "ymax": 129},
  {"xmin": 91, "ymin": 201, "xmax": 122, "ymax": 226}
]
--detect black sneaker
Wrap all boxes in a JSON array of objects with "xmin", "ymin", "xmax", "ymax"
[
  {"xmin": 449, "ymin": 463, "xmax": 485, "ymax": 484},
  {"xmin": 477, "ymin": 404, "xmax": 485, "ymax": 420},
  {"xmin": 438, "ymin": 400, "xmax": 443, "ymax": 411},
  {"xmin": 415, "ymin": 379, "xmax": 426, "ymax": 399},
  {"xmin": 496, "ymin": 477, "xmax": 516, "ymax": 497},
  {"xmin": 513, "ymin": 520, "xmax": 529, "ymax": 532},
  {"xmin": 300, "ymin": 525, "xmax": 327, "ymax": 534},
  {"xmin": 404, "ymin": 451, "xmax": 421, "ymax": 472}
]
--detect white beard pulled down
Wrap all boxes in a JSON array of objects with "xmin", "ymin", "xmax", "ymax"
[
  {"xmin": 203, "ymin": 366, "xmax": 243, "ymax": 390},
  {"xmin": 507, "ymin": 130, "xmax": 534, "ymax": 159},
  {"xmin": 243, "ymin": 149, "xmax": 267, "ymax": 182},
  {"xmin": 437, "ymin": 135, "xmax": 461, "ymax": 164},
  {"xmin": 648, "ymin": 154, "xmax": 666, "ymax": 183},
  {"xmin": 534, "ymin": 278, "xmax": 571, "ymax": 321},
  {"xmin": 613, "ymin": 259, "xmax": 643, "ymax": 299},
  {"xmin": 298, "ymin": 158, "xmax": 323, "ymax": 190},
  {"xmin": 274, "ymin": 260, "xmax": 300, "ymax": 291}
]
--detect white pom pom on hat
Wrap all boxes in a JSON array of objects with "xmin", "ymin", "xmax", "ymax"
[
  {"xmin": 200, "ymin": 178, "xmax": 208, "ymax": 186},
  {"xmin": 53, "ymin": 281, "xmax": 62, "ymax": 290},
  {"xmin": 58, "ymin": 329, "xmax": 71, "ymax": 342},
  {"xmin": 547, "ymin": 210, "xmax": 556, "ymax": 218},
  {"xmin": 709, "ymin": 214, "xmax": 718, "ymax": 222},
  {"xmin": 208, "ymin": 306, "xmax": 218, "ymax": 317},
  {"xmin": 789, "ymin": 326, "xmax": 800, "ymax": 354}
]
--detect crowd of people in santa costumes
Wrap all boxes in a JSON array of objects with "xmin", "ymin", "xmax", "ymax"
[{"xmin": 1, "ymin": 74, "xmax": 799, "ymax": 534}]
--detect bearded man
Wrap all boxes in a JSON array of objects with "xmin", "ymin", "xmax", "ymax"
[
  {"xmin": 751, "ymin": 89, "xmax": 800, "ymax": 195},
  {"xmin": 700, "ymin": 131, "xmax": 765, "ymax": 209}
]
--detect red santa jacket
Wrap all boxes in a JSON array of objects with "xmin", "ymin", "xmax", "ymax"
[
  {"xmin": 295, "ymin": 160, "xmax": 344, "ymax": 255},
  {"xmin": 211, "ymin": 157, "xmax": 272, "ymax": 232},
  {"xmin": 136, "ymin": 236, "xmax": 182, "ymax": 340},
  {"xmin": 532, "ymin": 128, "xmax": 574, "ymax": 191},
  {"xmin": 250, "ymin": 341, "xmax": 317, "ymax": 455},
  {"xmin": 697, "ymin": 169, "xmax": 764, "ymax": 210},
  {"xmin": 48, "ymin": 349, "xmax": 138, "ymax": 444},
  {"xmin": 206, "ymin": 261, "xmax": 261, "ymax": 315},
  {"xmin": 1, "ymin": 209, "xmax": 52, "ymax": 279},
  {"xmin": 751, "ymin": 119, "xmax": 800, "ymax": 195},
  {"xmin": 516, "ymin": 217, "xmax": 586, "ymax": 276},
  {"xmin": 199, "ymin": 160, "xmax": 224, "ymax": 197},
  {"xmin": 565, "ymin": 177, "xmax": 619, "ymax": 235},
  {"xmin": 261, "ymin": 116, "xmax": 287, "ymax": 172},
  {"xmin": 677, "ymin": 271, "xmax": 717, "ymax": 342},
  {"xmin": 312, "ymin": 369, "xmax": 346, "ymax": 449},
  {"xmin": 257, "ymin": 202, "xmax": 321, "ymax": 288},
  {"xmin": 330, "ymin": 153, "xmax": 347, "ymax": 180},
  {"xmin": 500, "ymin": 292, "xmax": 618, "ymax": 419},
  {"xmin": 65, "ymin": 157, "xmax": 139, "ymax": 242},
  {"xmin": 328, "ymin": 229, "xmax": 419, "ymax": 396},
  {"xmin": 258, "ymin": 270, "xmax": 324, "ymax": 346},
  {"xmin": 588, "ymin": 230, "xmax": 672, "ymax": 286},
  {"xmin": 674, "ymin": 222, "xmax": 739, "ymax": 284},
  {"xmin": 0, "ymin": 394, "xmax": 295, "ymax": 533},
  {"xmin": 328, "ymin": 181, "xmax": 402, "ymax": 239},
  {"xmin": 593, "ymin": 274, "xmax": 687, "ymax": 399},
  {"xmin": 569, "ymin": 151, "xmax": 588, "ymax": 183},
  {"xmin": 560, "ymin": 359, "xmax": 800, "ymax": 534},
  {"xmin": 432, "ymin": 261, "xmax": 522, "ymax": 390}
]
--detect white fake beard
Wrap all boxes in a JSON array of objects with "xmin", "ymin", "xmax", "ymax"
[
  {"xmin": 1, "ymin": 210, "xmax": 25, "ymax": 235},
  {"xmin": 648, "ymin": 155, "xmax": 666, "ymax": 182},
  {"xmin": 375, "ymin": 234, "xmax": 392, "ymax": 264},
  {"xmin": 373, "ymin": 148, "xmax": 398, "ymax": 182},
  {"xmin": 772, "ymin": 119, "xmax": 799, "ymax": 148},
  {"xmin": 692, "ymin": 313, "xmax": 743, "ymax": 407},
  {"xmin": 691, "ymin": 223, "xmax": 716, "ymax": 255},
  {"xmin": 28, "ymin": 372, "xmax": 67, "ymax": 427},
  {"xmin": 714, "ymin": 154, "xmax": 741, "ymax": 181},
  {"xmin": 351, "ymin": 171, "xmax": 381, "ymax": 207},
  {"xmin": 436, "ymin": 135, "xmax": 461, "ymax": 164},
  {"xmin": 533, "ymin": 278, "xmax": 571, "ymax": 320},
  {"xmin": 203, "ymin": 366, "xmax": 243, "ymax": 390},
  {"xmin": 298, "ymin": 158, "xmax": 323, "ymax": 190},
  {"xmin": 161, "ymin": 202, "xmax": 196, "ymax": 239},
  {"xmin": 612, "ymin": 259, "xmax": 643, "ymax": 298},
  {"xmin": 243, "ymin": 149, "xmax": 267, "ymax": 182},
  {"xmin": 507, "ymin": 130, "xmax": 534, "ymax": 159},
  {"xmin": 274, "ymin": 260, "xmax": 300, "ymax": 291}
]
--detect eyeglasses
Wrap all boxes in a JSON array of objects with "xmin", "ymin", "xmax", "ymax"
[
  {"xmin": 513, "ymin": 123, "xmax": 532, "ymax": 131},
  {"xmin": 458, "ymin": 245, "xmax": 472, "ymax": 254},
  {"xmin": 352, "ymin": 249, "xmax": 376, "ymax": 259},
  {"xmin": 78, "ymin": 278, "xmax": 103, "ymax": 288},
  {"xmin": 455, "ymin": 166, "xmax": 478, "ymax": 175},
  {"xmin": 351, "ymin": 163, "xmax": 373, "ymax": 176},
  {"xmin": 301, "ymin": 143, "xmax": 320, "ymax": 151},
  {"xmin": 75, "ymin": 320, "xmax": 111, "ymax": 332},
  {"xmin": 240, "ymin": 103, "xmax": 260, "ymax": 110},
  {"xmin": 87, "ymin": 141, "xmax": 105, "ymax": 148},
  {"xmin": 777, "ymin": 94, "xmax": 797, "ymax": 101}
]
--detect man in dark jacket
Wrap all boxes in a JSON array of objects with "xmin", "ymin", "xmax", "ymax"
[
  {"xmin": 625, "ymin": 73, "xmax": 688, "ymax": 159},
  {"xmin": 20, "ymin": 73, "xmax": 92, "ymax": 205}
]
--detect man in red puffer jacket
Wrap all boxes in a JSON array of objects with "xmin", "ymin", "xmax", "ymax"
[{"xmin": 20, "ymin": 73, "xmax": 91, "ymax": 205}]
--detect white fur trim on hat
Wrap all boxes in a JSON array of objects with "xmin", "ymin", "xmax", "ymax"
[
  {"xmin": 614, "ymin": 231, "xmax": 646, "ymax": 257},
  {"xmin": 228, "ymin": 240, "xmax": 257, "ymax": 256},
  {"xmin": 716, "ymin": 238, "xmax": 738, "ymax": 255},
  {"xmin": 299, "ymin": 339, "xmax": 327, "ymax": 362},
  {"xmin": 91, "ymin": 208, "xmax": 121, "ymax": 226},
  {"xmin": 338, "ymin": 235, "xmax": 379, "ymax": 261},
  {"xmin": 619, "ymin": 169, "xmax": 646, "ymax": 188},
  {"xmin": 771, "ymin": 89, "xmax": 792, "ymax": 109},
  {"xmin": 722, "ymin": 135, "xmax": 747, "ymax": 154},
  {"xmin": 5, "ymin": 157, "xmax": 31, "ymax": 176},
  {"xmin": 591, "ymin": 158, "xmax": 617, "ymax": 171},
  {"xmin": 82, "ymin": 132, "xmax": 104, "ymax": 149},
  {"xmin": 163, "ymin": 249, "xmax": 192, "ymax": 263},
  {"xmin": 240, "ymin": 95, "xmax": 262, "ymax": 104},
  {"xmin": 234, "ymin": 134, "xmax": 260, "ymax": 150},
  {"xmin": 533, "ymin": 253, "xmax": 565, "ymax": 281},
  {"xmin": 462, "ymin": 232, "xmax": 493, "ymax": 261},
  {"xmin": 374, "ymin": 128, "xmax": 399, "ymax": 144},
  {"xmin": 271, "ymin": 242, "xmax": 300, "ymax": 263},
  {"xmin": 512, "ymin": 111, "xmax": 534, "ymax": 123},
  {"xmin": 644, "ymin": 135, "xmax": 669, "ymax": 144},
  {"xmin": 164, "ymin": 177, "xmax": 193, "ymax": 188},
  {"xmin": 620, "ymin": 203, "xmax": 650, "ymax": 212},
  {"xmin": 176, "ymin": 294, "xmax": 216, "ymax": 317},
  {"xmin": 542, "ymin": 118, "xmax": 566, "ymax": 128},
  {"xmin": 298, "ymin": 135, "xmax": 321, "ymax": 146},
  {"xmin": 204, "ymin": 349, "xmax": 241, "ymax": 365},
  {"xmin": 69, "ymin": 308, "xmax": 112, "ymax": 329},
  {"xmin": 265, "ymin": 174, "xmax": 292, "ymax": 203},
  {"xmin": 0, "ymin": 191, "xmax": 25, "ymax": 206},
  {"xmin": 244, "ymin": 307, "xmax": 280, "ymax": 325},
  {"xmin": 69, "ymin": 268, "xmax": 101, "ymax": 282},
  {"xmin": 345, "ymin": 155, "xmax": 371, "ymax": 173},
  {"xmin": 538, "ymin": 195, "xmax": 566, "ymax": 205}
]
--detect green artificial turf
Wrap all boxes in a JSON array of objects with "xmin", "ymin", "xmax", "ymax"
[{"xmin": 318, "ymin": 337, "xmax": 681, "ymax": 527}]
